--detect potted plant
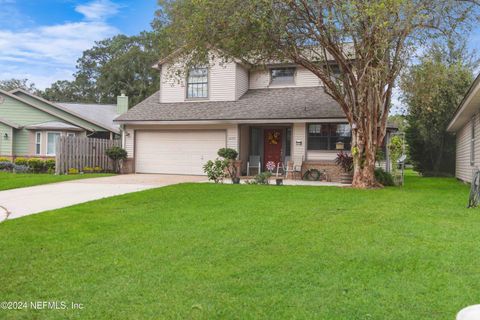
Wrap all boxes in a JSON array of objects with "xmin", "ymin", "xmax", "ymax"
[
  {"xmin": 217, "ymin": 148, "xmax": 240, "ymax": 184},
  {"xmin": 335, "ymin": 151, "xmax": 353, "ymax": 184}
]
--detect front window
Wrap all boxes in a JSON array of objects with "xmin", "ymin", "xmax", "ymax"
[
  {"xmin": 307, "ymin": 124, "xmax": 351, "ymax": 151},
  {"xmin": 47, "ymin": 132, "xmax": 60, "ymax": 156},
  {"xmin": 35, "ymin": 132, "xmax": 41, "ymax": 155},
  {"xmin": 270, "ymin": 67, "xmax": 295, "ymax": 85},
  {"xmin": 187, "ymin": 67, "xmax": 208, "ymax": 98}
]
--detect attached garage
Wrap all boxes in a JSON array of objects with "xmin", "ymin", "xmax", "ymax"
[{"xmin": 135, "ymin": 130, "xmax": 227, "ymax": 175}]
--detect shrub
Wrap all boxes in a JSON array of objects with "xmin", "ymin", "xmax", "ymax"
[
  {"xmin": 27, "ymin": 158, "xmax": 45, "ymax": 173},
  {"xmin": 374, "ymin": 168, "xmax": 395, "ymax": 186},
  {"xmin": 14, "ymin": 157, "xmax": 28, "ymax": 166},
  {"xmin": 0, "ymin": 157, "xmax": 11, "ymax": 163},
  {"xmin": 68, "ymin": 168, "xmax": 79, "ymax": 175},
  {"xmin": 105, "ymin": 146, "xmax": 127, "ymax": 173},
  {"xmin": 13, "ymin": 164, "xmax": 29, "ymax": 173},
  {"xmin": 335, "ymin": 151, "xmax": 353, "ymax": 173},
  {"xmin": 94, "ymin": 166, "xmax": 103, "ymax": 173},
  {"xmin": 246, "ymin": 172, "xmax": 272, "ymax": 185},
  {"xmin": 45, "ymin": 159, "xmax": 56, "ymax": 174},
  {"xmin": 0, "ymin": 161, "xmax": 14, "ymax": 172},
  {"xmin": 217, "ymin": 148, "xmax": 238, "ymax": 160},
  {"xmin": 203, "ymin": 159, "xmax": 228, "ymax": 183},
  {"xmin": 83, "ymin": 166, "xmax": 94, "ymax": 173},
  {"xmin": 217, "ymin": 147, "xmax": 239, "ymax": 179}
]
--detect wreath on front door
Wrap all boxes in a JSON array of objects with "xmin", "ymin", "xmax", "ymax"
[{"xmin": 267, "ymin": 131, "xmax": 281, "ymax": 145}]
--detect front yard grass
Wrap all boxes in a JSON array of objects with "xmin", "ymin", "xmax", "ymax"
[
  {"xmin": 0, "ymin": 172, "xmax": 114, "ymax": 191},
  {"xmin": 0, "ymin": 172, "xmax": 478, "ymax": 319}
]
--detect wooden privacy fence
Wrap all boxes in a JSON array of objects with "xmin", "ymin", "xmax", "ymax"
[{"xmin": 55, "ymin": 136, "xmax": 121, "ymax": 174}]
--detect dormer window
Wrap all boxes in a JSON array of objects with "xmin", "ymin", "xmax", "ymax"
[
  {"xmin": 187, "ymin": 67, "xmax": 208, "ymax": 98},
  {"xmin": 270, "ymin": 67, "xmax": 295, "ymax": 85}
]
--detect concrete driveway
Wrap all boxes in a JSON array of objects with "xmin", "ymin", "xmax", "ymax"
[{"xmin": 0, "ymin": 174, "xmax": 206, "ymax": 220}]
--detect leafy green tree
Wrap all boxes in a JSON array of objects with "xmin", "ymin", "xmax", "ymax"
[
  {"xmin": 158, "ymin": 0, "xmax": 478, "ymax": 188},
  {"xmin": 400, "ymin": 39, "xmax": 475, "ymax": 175},
  {"xmin": 0, "ymin": 78, "xmax": 38, "ymax": 93},
  {"xmin": 42, "ymin": 80, "xmax": 83, "ymax": 102}
]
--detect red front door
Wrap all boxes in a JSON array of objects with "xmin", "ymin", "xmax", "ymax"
[{"xmin": 264, "ymin": 129, "xmax": 282, "ymax": 170}]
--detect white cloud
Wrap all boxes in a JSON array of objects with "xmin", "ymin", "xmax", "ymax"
[
  {"xmin": 75, "ymin": 0, "xmax": 121, "ymax": 21},
  {"xmin": 0, "ymin": 1, "xmax": 121, "ymax": 89}
]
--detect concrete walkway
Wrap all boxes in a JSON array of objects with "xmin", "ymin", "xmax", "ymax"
[{"xmin": 0, "ymin": 174, "xmax": 205, "ymax": 220}]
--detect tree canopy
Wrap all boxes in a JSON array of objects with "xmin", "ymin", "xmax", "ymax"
[
  {"xmin": 401, "ymin": 39, "xmax": 476, "ymax": 176},
  {"xmin": 159, "ymin": 0, "xmax": 478, "ymax": 187},
  {"xmin": 0, "ymin": 79, "xmax": 38, "ymax": 93}
]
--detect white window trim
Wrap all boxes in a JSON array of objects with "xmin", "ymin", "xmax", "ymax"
[
  {"xmin": 35, "ymin": 132, "xmax": 42, "ymax": 155},
  {"xmin": 46, "ymin": 131, "xmax": 61, "ymax": 156},
  {"xmin": 269, "ymin": 67, "xmax": 297, "ymax": 86},
  {"xmin": 186, "ymin": 67, "xmax": 209, "ymax": 100}
]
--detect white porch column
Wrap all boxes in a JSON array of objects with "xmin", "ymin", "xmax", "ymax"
[{"xmin": 292, "ymin": 123, "xmax": 306, "ymax": 164}]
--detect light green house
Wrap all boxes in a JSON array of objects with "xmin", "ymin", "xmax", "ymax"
[{"xmin": 0, "ymin": 89, "xmax": 127, "ymax": 159}]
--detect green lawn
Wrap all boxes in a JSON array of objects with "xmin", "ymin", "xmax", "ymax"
[
  {"xmin": 1, "ymin": 173, "xmax": 479, "ymax": 319},
  {"xmin": 0, "ymin": 172, "xmax": 114, "ymax": 191}
]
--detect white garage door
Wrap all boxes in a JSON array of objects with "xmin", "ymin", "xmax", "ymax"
[{"xmin": 135, "ymin": 130, "xmax": 226, "ymax": 175}]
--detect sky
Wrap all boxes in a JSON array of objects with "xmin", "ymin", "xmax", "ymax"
[
  {"xmin": 0, "ymin": 0, "xmax": 158, "ymax": 89},
  {"xmin": 1, "ymin": 0, "xmax": 480, "ymax": 112}
]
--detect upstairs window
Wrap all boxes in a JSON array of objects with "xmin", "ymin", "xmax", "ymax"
[
  {"xmin": 270, "ymin": 67, "xmax": 295, "ymax": 85},
  {"xmin": 187, "ymin": 67, "xmax": 208, "ymax": 98},
  {"xmin": 307, "ymin": 123, "xmax": 351, "ymax": 151}
]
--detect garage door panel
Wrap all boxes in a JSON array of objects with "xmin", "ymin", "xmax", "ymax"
[{"xmin": 135, "ymin": 131, "xmax": 227, "ymax": 175}]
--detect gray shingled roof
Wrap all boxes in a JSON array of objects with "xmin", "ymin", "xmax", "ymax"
[
  {"xmin": 115, "ymin": 87, "xmax": 346, "ymax": 122},
  {"xmin": 58, "ymin": 103, "xmax": 120, "ymax": 132}
]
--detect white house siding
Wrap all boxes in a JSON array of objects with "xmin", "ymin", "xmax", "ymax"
[
  {"xmin": 248, "ymin": 67, "xmax": 321, "ymax": 89},
  {"xmin": 123, "ymin": 124, "xmax": 239, "ymax": 159},
  {"xmin": 456, "ymin": 118, "xmax": 474, "ymax": 182},
  {"xmin": 307, "ymin": 150, "xmax": 337, "ymax": 161},
  {"xmin": 235, "ymin": 64, "xmax": 249, "ymax": 100},
  {"xmin": 292, "ymin": 123, "xmax": 306, "ymax": 164},
  {"xmin": 159, "ymin": 58, "xmax": 238, "ymax": 103}
]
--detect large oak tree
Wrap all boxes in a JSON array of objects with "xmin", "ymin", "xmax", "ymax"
[{"xmin": 158, "ymin": 0, "xmax": 478, "ymax": 188}]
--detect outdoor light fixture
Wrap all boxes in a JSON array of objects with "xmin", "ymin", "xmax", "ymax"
[
  {"xmin": 336, "ymin": 141, "xmax": 345, "ymax": 150},
  {"xmin": 295, "ymin": 140, "xmax": 302, "ymax": 146},
  {"xmin": 3, "ymin": 133, "xmax": 8, "ymax": 140}
]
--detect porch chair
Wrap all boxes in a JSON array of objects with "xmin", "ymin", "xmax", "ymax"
[
  {"xmin": 247, "ymin": 155, "xmax": 261, "ymax": 176},
  {"xmin": 282, "ymin": 156, "xmax": 303, "ymax": 180}
]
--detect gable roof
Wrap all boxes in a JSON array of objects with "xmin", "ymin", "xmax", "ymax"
[
  {"xmin": 0, "ymin": 89, "xmax": 94, "ymax": 132},
  {"xmin": 24, "ymin": 121, "xmax": 83, "ymax": 131},
  {"xmin": 58, "ymin": 103, "xmax": 119, "ymax": 133},
  {"xmin": 0, "ymin": 117, "xmax": 21, "ymax": 129},
  {"xmin": 115, "ymin": 87, "xmax": 346, "ymax": 123},
  {"xmin": 447, "ymin": 72, "xmax": 480, "ymax": 132},
  {"xmin": 9, "ymin": 89, "xmax": 120, "ymax": 134}
]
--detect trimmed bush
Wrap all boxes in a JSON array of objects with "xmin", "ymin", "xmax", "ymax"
[
  {"xmin": 13, "ymin": 164, "xmax": 29, "ymax": 173},
  {"xmin": 83, "ymin": 166, "xmax": 94, "ymax": 173},
  {"xmin": 203, "ymin": 159, "xmax": 227, "ymax": 183},
  {"xmin": 68, "ymin": 168, "xmax": 79, "ymax": 175},
  {"xmin": 0, "ymin": 157, "xmax": 11, "ymax": 163},
  {"xmin": 27, "ymin": 158, "xmax": 45, "ymax": 173},
  {"xmin": 45, "ymin": 159, "xmax": 56, "ymax": 174},
  {"xmin": 0, "ymin": 162, "xmax": 14, "ymax": 172},
  {"xmin": 375, "ymin": 168, "xmax": 395, "ymax": 186},
  {"xmin": 217, "ymin": 148, "xmax": 238, "ymax": 160},
  {"xmin": 105, "ymin": 146, "xmax": 127, "ymax": 173},
  {"xmin": 14, "ymin": 157, "xmax": 28, "ymax": 166},
  {"xmin": 94, "ymin": 166, "xmax": 103, "ymax": 173}
]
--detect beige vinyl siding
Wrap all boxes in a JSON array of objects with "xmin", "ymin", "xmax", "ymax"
[
  {"xmin": 249, "ymin": 67, "xmax": 320, "ymax": 89},
  {"xmin": 235, "ymin": 64, "xmax": 249, "ymax": 100},
  {"xmin": 456, "ymin": 119, "xmax": 474, "ymax": 182},
  {"xmin": 292, "ymin": 123, "xmax": 306, "ymax": 164},
  {"xmin": 160, "ymin": 57, "xmax": 238, "ymax": 102},
  {"xmin": 0, "ymin": 123, "xmax": 13, "ymax": 156},
  {"xmin": 307, "ymin": 150, "xmax": 337, "ymax": 161},
  {"xmin": 124, "ymin": 124, "xmax": 239, "ymax": 158}
]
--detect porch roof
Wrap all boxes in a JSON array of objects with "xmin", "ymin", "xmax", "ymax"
[{"xmin": 115, "ymin": 87, "xmax": 346, "ymax": 123}]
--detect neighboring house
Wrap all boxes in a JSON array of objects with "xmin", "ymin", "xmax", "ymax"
[
  {"xmin": 0, "ymin": 89, "xmax": 127, "ymax": 159},
  {"xmin": 448, "ymin": 73, "xmax": 480, "ymax": 182},
  {"xmin": 115, "ymin": 52, "xmax": 395, "ymax": 180}
]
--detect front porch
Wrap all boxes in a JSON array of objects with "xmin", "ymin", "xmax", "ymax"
[{"xmin": 237, "ymin": 123, "xmax": 344, "ymax": 182}]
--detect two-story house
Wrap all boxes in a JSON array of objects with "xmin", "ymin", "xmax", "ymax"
[{"xmin": 115, "ymin": 51, "xmax": 394, "ymax": 180}]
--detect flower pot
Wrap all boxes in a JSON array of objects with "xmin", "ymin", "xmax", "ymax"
[
  {"xmin": 340, "ymin": 172, "xmax": 353, "ymax": 184},
  {"xmin": 276, "ymin": 178, "xmax": 283, "ymax": 186},
  {"xmin": 232, "ymin": 177, "xmax": 241, "ymax": 184}
]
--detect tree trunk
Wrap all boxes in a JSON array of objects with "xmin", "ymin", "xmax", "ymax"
[{"xmin": 351, "ymin": 127, "xmax": 381, "ymax": 188}]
